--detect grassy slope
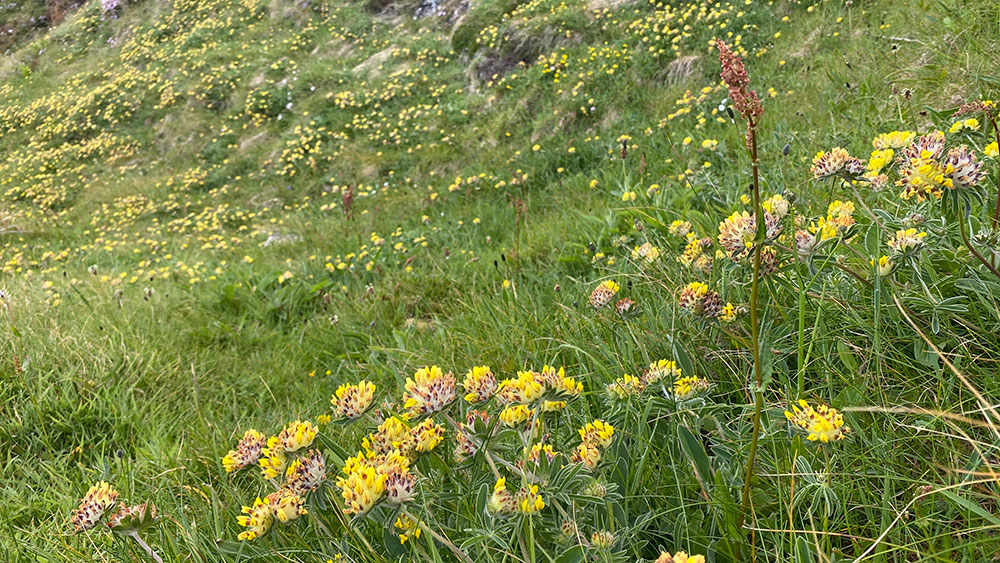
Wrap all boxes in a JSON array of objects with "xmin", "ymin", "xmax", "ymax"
[{"xmin": 1, "ymin": 0, "xmax": 999, "ymax": 560}]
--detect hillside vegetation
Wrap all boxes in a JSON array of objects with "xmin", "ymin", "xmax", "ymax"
[{"xmin": 1, "ymin": 0, "xmax": 1000, "ymax": 560}]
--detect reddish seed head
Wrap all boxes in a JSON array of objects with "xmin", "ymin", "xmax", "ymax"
[{"xmin": 717, "ymin": 40, "xmax": 763, "ymax": 124}]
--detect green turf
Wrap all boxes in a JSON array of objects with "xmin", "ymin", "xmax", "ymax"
[{"xmin": 1, "ymin": 0, "xmax": 1000, "ymax": 560}]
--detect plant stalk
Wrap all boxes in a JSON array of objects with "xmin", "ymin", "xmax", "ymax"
[
  {"xmin": 126, "ymin": 531, "xmax": 163, "ymax": 563},
  {"xmin": 738, "ymin": 122, "xmax": 765, "ymax": 541},
  {"xmin": 991, "ymin": 117, "xmax": 1000, "ymax": 229}
]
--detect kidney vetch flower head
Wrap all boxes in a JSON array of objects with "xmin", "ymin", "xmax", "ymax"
[
  {"xmin": 654, "ymin": 552, "xmax": 706, "ymax": 563},
  {"xmin": 278, "ymin": 420, "xmax": 318, "ymax": 452},
  {"xmin": 579, "ymin": 419, "xmax": 615, "ymax": 448},
  {"xmin": 71, "ymin": 481, "xmax": 119, "ymax": 532},
  {"xmin": 671, "ymin": 375, "xmax": 711, "ymax": 401},
  {"xmin": 266, "ymin": 488, "xmax": 307, "ymax": 523},
  {"xmin": 331, "ymin": 380, "xmax": 376, "ymax": 419},
  {"xmin": 462, "ymin": 365, "xmax": 497, "ymax": 403},
  {"xmin": 236, "ymin": 496, "xmax": 273, "ymax": 540},
  {"xmin": 514, "ymin": 484, "xmax": 545, "ymax": 515},
  {"xmin": 887, "ymin": 228, "xmax": 927, "ymax": 255},
  {"xmin": 402, "ymin": 365, "xmax": 457, "ymax": 416},
  {"xmin": 606, "ymin": 374, "xmax": 644, "ymax": 400},
  {"xmin": 285, "ymin": 449, "xmax": 326, "ymax": 495},
  {"xmin": 222, "ymin": 429, "xmax": 266, "ymax": 473},
  {"xmin": 336, "ymin": 453, "xmax": 388, "ymax": 516},
  {"xmin": 589, "ymin": 280, "xmax": 620, "ymax": 308},
  {"xmin": 785, "ymin": 399, "xmax": 851, "ymax": 444}
]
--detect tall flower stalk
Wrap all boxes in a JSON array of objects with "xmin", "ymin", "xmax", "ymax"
[{"xmin": 717, "ymin": 40, "xmax": 765, "ymax": 547}]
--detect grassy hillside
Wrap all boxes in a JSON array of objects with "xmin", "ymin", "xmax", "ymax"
[{"xmin": 1, "ymin": 0, "xmax": 1000, "ymax": 560}]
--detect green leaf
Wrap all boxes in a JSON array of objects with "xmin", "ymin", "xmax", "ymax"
[
  {"xmin": 554, "ymin": 545, "xmax": 585, "ymax": 563},
  {"xmin": 476, "ymin": 482, "xmax": 488, "ymax": 517},
  {"xmin": 383, "ymin": 523, "xmax": 407, "ymax": 557},
  {"xmin": 836, "ymin": 340, "xmax": 858, "ymax": 372},
  {"xmin": 939, "ymin": 489, "xmax": 1000, "ymax": 527},
  {"xmin": 678, "ymin": 425, "xmax": 712, "ymax": 486},
  {"xmin": 795, "ymin": 536, "xmax": 815, "ymax": 562},
  {"xmin": 673, "ymin": 343, "xmax": 695, "ymax": 378}
]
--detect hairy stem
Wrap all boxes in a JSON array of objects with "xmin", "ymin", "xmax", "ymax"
[
  {"xmin": 958, "ymin": 205, "xmax": 1000, "ymax": 281},
  {"xmin": 738, "ymin": 122, "xmax": 765, "ymax": 542},
  {"xmin": 126, "ymin": 531, "xmax": 163, "ymax": 563},
  {"xmin": 991, "ymin": 117, "xmax": 1000, "ymax": 229}
]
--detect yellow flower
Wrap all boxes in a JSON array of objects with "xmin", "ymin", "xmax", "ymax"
[
  {"xmin": 867, "ymin": 148, "xmax": 894, "ymax": 173},
  {"xmin": 784, "ymin": 399, "xmax": 851, "ymax": 443},
  {"xmin": 948, "ymin": 118, "xmax": 979, "ymax": 133},
  {"xmin": 606, "ymin": 374, "xmax": 644, "ymax": 400},
  {"xmin": 985, "ymin": 142, "xmax": 998, "ymax": 158},
  {"xmin": 579, "ymin": 420, "xmax": 615, "ymax": 448},
  {"xmin": 71, "ymin": 482, "xmax": 119, "ymax": 532},
  {"xmin": 402, "ymin": 366, "xmax": 457, "ymax": 416},
  {"xmin": 278, "ymin": 420, "xmax": 318, "ymax": 452},
  {"xmin": 631, "ymin": 242, "xmax": 660, "ymax": 263},
  {"xmin": 497, "ymin": 371, "xmax": 545, "ymax": 404},
  {"xmin": 642, "ymin": 359, "xmax": 681, "ymax": 386},
  {"xmin": 621, "ymin": 191, "xmax": 637, "ymax": 202},
  {"xmin": 655, "ymin": 552, "xmax": 706, "ymax": 563},
  {"xmin": 394, "ymin": 514, "xmax": 422, "ymax": 544},
  {"xmin": 589, "ymin": 280, "xmax": 620, "ymax": 308},
  {"xmin": 700, "ymin": 139, "xmax": 718, "ymax": 150},
  {"xmin": 516, "ymin": 485, "xmax": 545, "ymax": 514},
  {"xmin": 222, "ymin": 429, "xmax": 266, "ymax": 473},
  {"xmin": 499, "ymin": 404, "xmax": 534, "ymax": 427},
  {"xmin": 488, "ymin": 477, "xmax": 513, "ymax": 513},
  {"xmin": 363, "ymin": 416, "xmax": 414, "ymax": 457},
  {"xmin": 571, "ymin": 442, "xmax": 601, "ymax": 469},
  {"xmin": 331, "ymin": 380, "xmax": 376, "ymax": 419},
  {"xmin": 266, "ymin": 489, "xmax": 307, "ymax": 523},
  {"xmin": 336, "ymin": 455, "xmax": 387, "ymax": 516},
  {"xmin": 668, "ymin": 220, "xmax": 692, "ymax": 237},
  {"xmin": 236, "ymin": 497, "xmax": 273, "ymax": 540},
  {"xmin": 463, "ymin": 365, "xmax": 497, "ymax": 403},
  {"xmin": 870, "ymin": 255, "xmax": 894, "ymax": 276},
  {"xmin": 259, "ymin": 436, "xmax": 288, "ymax": 479},
  {"xmin": 717, "ymin": 211, "xmax": 755, "ymax": 258},
  {"xmin": 410, "ymin": 419, "xmax": 445, "ymax": 453},
  {"xmin": 672, "ymin": 375, "xmax": 710, "ymax": 400},
  {"xmin": 887, "ymin": 228, "xmax": 927, "ymax": 253},
  {"xmin": 872, "ymin": 130, "xmax": 915, "ymax": 149}
]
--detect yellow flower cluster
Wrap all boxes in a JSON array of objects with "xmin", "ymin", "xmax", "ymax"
[
  {"xmin": 572, "ymin": 419, "xmax": 615, "ymax": 470},
  {"xmin": 785, "ymin": 400, "xmax": 851, "ymax": 444},
  {"xmin": 654, "ymin": 552, "xmax": 706, "ymax": 563},
  {"xmin": 331, "ymin": 380, "xmax": 376, "ymax": 420},
  {"xmin": 463, "ymin": 365, "xmax": 498, "ymax": 403},
  {"xmin": 71, "ymin": 481, "xmax": 119, "ymax": 532},
  {"xmin": 589, "ymin": 280, "xmax": 621, "ymax": 308},
  {"xmin": 402, "ymin": 365, "xmax": 457, "ymax": 417},
  {"xmin": 487, "ymin": 476, "xmax": 545, "ymax": 515},
  {"xmin": 606, "ymin": 374, "xmax": 644, "ymax": 400},
  {"xmin": 671, "ymin": 376, "xmax": 711, "ymax": 401},
  {"xmin": 222, "ymin": 429, "xmax": 265, "ymax": 473}
]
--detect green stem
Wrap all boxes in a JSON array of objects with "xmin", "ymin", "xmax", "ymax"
[
  {"xmin": 796, "ymin": 264, "xmax": 807, "ymax": 396},
  {"xmin": 958, "ymin": 208, "xmax": 1000, "ymax": 281},
  {"xmin": 991, "ymin": 117, "xmax": 1000, "ymax": 229},
  {"xmin": 738, "ymin": 122, "xmax": 765, "ymax": 546},
  {"xmin": 126, "ymin": 531, "xmax": 163, "ymax": 563},
  {"xmin": 527, "ymin": 516, "xmax": 536, "ymax": 563}
]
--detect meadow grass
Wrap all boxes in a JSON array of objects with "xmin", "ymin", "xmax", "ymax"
[{"xmin": 1, "ymin": 0, "xmax": 1000, "ymax": 561}]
